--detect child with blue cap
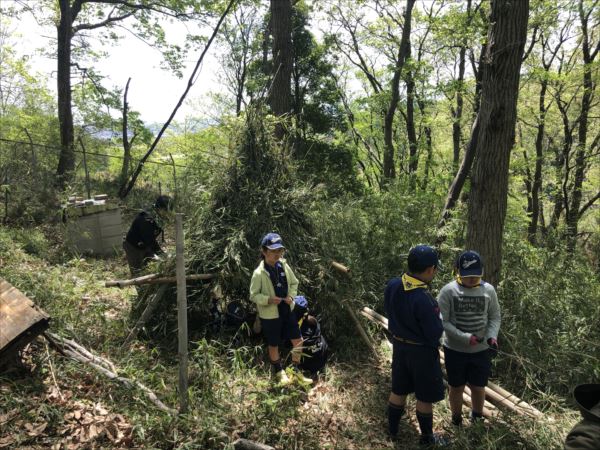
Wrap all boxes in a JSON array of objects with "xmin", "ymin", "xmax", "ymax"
[
  {"xmin": 249, "ymin": 233, "xmax": 313, "ymax": 385},
  {"xmin": 437, "ymin": 250, "xmax": 501, "ymax": 426},
  {"xmin": 384, "ymin": 245, "xmax": 448, "ymax": 446}
]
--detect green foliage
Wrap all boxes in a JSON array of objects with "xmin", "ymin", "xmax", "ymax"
[{"xmin": 293, "ymin": 137, "xmax": 363, "ymax": 198}]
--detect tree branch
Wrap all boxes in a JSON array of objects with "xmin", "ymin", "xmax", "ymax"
[
  {"xmin": 119, "ymin": 0, "xmax": 237, "ymax": 198},
  {"xmin": 578, "ymin": 191, "xmax": 600, "ymax": 218}
]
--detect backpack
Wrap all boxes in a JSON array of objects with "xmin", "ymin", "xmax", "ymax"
[
  {"xmin": 225, "ymin": 301, "xmax": 248, "ymax": 327},
  {"xmin": 293, "ymin": 295, "xmax": 308, "ymax": 321},
  {"xmin": 298, "ymin": 315, "xmax": 328, "ymax": 374}
]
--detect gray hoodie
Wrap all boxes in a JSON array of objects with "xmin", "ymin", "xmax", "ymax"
[{"xmin": 437, "ymin": 280, "xmax": 501, "ymax": 353}]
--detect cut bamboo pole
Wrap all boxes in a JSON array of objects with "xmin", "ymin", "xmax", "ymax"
[
  {"xmin": 176, "ymin": 213, "xmax": 189, "ymax": 413},
  {"xmin": 336, "ymin": 299, "xmax": 377, "ymax": 354},
  {"xmin": 486, "ymin": 380, "xmax": 543, "ymax": 418},
  {"xmin": 122, "ymin": 284, "xmax": 168, "ymax": 347},
  {"xmin": 331, "ymin": 260, "xmax": 350, "ymax": 274},
  {"xmin": 105, "ymin": 273, "xmax": 214, "ymax": 288}
]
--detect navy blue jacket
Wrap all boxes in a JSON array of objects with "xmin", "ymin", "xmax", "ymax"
[
  {"xmin": 384, "ymin": 274, "xmax": 443, "ymax": 349},
  {"xmin": 125, "ymin": 210, "xmax": 163, "ymax": 254}
]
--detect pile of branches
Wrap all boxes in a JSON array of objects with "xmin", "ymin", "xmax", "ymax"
[{"xmin": 136, "ymin": 109, "xmax": 331, "ymax": 338}]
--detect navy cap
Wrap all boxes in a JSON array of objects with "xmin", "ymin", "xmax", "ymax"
[
  {"xmin": 154, "ymin": 195, "xmax": 173, "ymax": 211},
  {"xmin": 261, "ymin": 232, "xmax": 285, "ymax": 250},
  {"xmin": 457, "ymin": 250, "xmax": 483, "ymax": 277},
  {"xmin": 407, "ymin": 245, "xmax": 439, "ymax": 272}
]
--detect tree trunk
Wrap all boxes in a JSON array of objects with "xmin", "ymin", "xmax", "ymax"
[
  {"xmin": 269, "ymin": 0, "xmax": 293, "ymax": 140},
  {"xmin": 119, "ymin": 78, "xmax": 132, "ymax": 191},
  {"xmin": 527, "ymin": 78, "xmax": 547, "ymax": 244},
  {"xmin": 406, "ymin": 69, "xmax": 418, "ymax": 177},
  {"xmin": 382, "ymin": 0, "xmax": 415, "ymax": 181},
  {"xmin": 437, "ymin": 44, "xmax": 486, "ymax": 232},
  {"xmin": 566, "ymin": 0, "xmax": 596, "ymax": 252},
  {"xmin": 452, "ymin": 45, "xmax": 466, "ymax": 172},
  {"xmin": 55, "ymin": 0, "xmax": 76, "ymax": 186},
  {"xmin": 466, "ymin": 0, "xmax": 529, "ymax": 287}
]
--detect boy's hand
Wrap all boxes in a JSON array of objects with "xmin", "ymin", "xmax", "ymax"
[
  {"xmin": 268, "ymin": 297, "xmax": 282, "ymax": 305},
  {"xmin": 469, "ymin": 335, "xmax": 484, "ymax": 346},
  {"xmin": 284, "ymin": 296, "xmax": 294, "ymax": 305}
]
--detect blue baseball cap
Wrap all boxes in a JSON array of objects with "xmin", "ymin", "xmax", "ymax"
[
  {"xmin": 407, "ymin": 245, "xmax": 439, "ymax": 272},
  {"xmin": 457, "ymin": 250, "xmax": 483, "ymax": 277},
  {"xmin": 261, "ymin": 232, "xmax": 285, "ymax": 250}
]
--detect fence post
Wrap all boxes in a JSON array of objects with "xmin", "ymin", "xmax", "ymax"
[
  {"xmin": 78, "ymin": 136, "xmax": 91, "ymax": 199},
  {"xmin": 176, "ymin": 213, "xmax": 188, "ymax": 413}
]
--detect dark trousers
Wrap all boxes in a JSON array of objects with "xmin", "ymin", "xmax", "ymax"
[{"xmin": 123, "ymin": 240, "xmax": 153, "ymax": 277}]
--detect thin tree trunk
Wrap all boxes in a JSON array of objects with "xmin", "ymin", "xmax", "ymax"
[
  {"xmin": 466, "ymin": 0, "xmax": 529, "ymax": 287},
  {"xmin": 452, "ymin": 45, "xmax": 466, "ymax": 172},
  {"xmin": 382, "ymin": 0, "xmax": 415, "ymax": 181},
  {"xmin": 119, "ymin": 0, "xmax": 235, "ymax": 199},
  {"xmin": 119, "ymin": 78, "xmax": 133, "ymax": 191},
  {"xmin": 55, "ymin": 0, "xmax": 76, "ymax": 186},
  {"xmin": 527, "ymin": 79, "xmax": 547, "ymax": 244},
  {"xmin": 406, "ymin": 70, "xmax": 418, "ymax": 177},
  {"xmin": 566, "ymin": 0, "xmax": 596, "ymax": 252},
  {"xmin": 437, "ymin": 44, "xmax": 487, "ymax": 232},
  {"xmin": 269, "ymin": 0, "xmax": 293, "ymax": 140}
]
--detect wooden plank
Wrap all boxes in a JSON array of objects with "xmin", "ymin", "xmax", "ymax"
[{"xmin": 0, "ymin": 279, "xmax": 50, "ymax": 365}]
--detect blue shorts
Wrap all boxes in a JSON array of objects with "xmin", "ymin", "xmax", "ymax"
[
  {"xmin": 261, "ymin": 316, "xmax": 301, "ymax": 347},
  {"xmin": 392, "ymin": 343, "xmax": 445, "ymax": 403},
  {"xmin": 443, "ymin": 346, "xmax": 491, "ymax": 387}
]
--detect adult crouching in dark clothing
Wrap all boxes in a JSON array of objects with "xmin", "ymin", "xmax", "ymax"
[
  {"xmin": 564, "ymin": 384, "xmax": 600, "ymax": 450},
  {"xmin": 123, "ymin": 195, "xmax": 173, "ymax": 277}
]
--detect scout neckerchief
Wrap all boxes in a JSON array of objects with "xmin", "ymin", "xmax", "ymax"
[
  {"xmin": 455, "ymin": 275, "xmax": 482, "ymax": 287},
  {"xmin": 401, "ymin": 273, "xmax": 427, "ymax": 291}
]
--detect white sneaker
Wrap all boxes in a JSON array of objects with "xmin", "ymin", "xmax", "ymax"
[
  {"xmin": 274, "ymin": 370, "xmax": 291, "ymax": 385},
  {"xmin": 290, "ymin": 367, "xmax": 313, "ymax": 385}
]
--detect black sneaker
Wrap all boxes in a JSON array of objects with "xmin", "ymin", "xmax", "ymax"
[{"xmin": 419, "ymin": 433, "xmax": 450, "ymax": 447}]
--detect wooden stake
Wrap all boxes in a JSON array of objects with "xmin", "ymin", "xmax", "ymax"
[{"xmin": 176, "ymin": 213, "xmax": 188, "ymax": 413}]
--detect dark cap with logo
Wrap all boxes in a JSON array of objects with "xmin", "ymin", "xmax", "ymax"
[
  {"xmin": 407, "ymin": 245, "xmax": 439, "ymax": 273},
  {"xmin": 456, "ymin": 250, "xmax": 483, "ymax": 277},
  {"xmin": 261, "ymin": 232, "xmax": 285, "ymax": 250}
]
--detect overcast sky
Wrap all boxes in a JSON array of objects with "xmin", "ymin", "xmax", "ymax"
[{"xmin": 12, "ymin": 10, "xmax": 222, "ymax": 124}]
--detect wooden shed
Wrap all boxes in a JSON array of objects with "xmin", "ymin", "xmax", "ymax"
[{"xmin": 0, "ymin": 278, "xmax": 50, "ymax": 368}]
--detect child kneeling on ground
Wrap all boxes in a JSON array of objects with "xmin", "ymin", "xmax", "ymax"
[{"xmin": 249, "ymin": 233, "xmax": 312, "ymax": 385}]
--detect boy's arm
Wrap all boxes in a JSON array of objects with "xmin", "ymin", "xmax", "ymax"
[
  {"xmin": 485, "ymin": 286, "xmax": 501, "ymax": 339},
  {"xmin": 249, "ymin": 271, "xmax": 269, "ymax": 306},
  {"xmin": 438, "ymin": 287, "xmax": 472, "ymax": 345},
  {"xmin": 415, "ymin": 294, "xmax": 444, "ymax": 346}
]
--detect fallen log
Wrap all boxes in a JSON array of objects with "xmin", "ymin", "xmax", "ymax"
[
  {"xmin": 105, "ymin": 273, "xmax": 215, "ymax": 288},
  {"xmin": 360, "ymin": 306, "xmax": 543, "ymax": 419},
  {"xmin": 44, "ymin": 332, "xmax": 177, "ymax": 415}
]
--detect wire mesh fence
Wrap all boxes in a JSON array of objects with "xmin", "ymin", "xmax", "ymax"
[{"xmin": 0, "ymin": 137, "xmax": 186, "ymax": 224}]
